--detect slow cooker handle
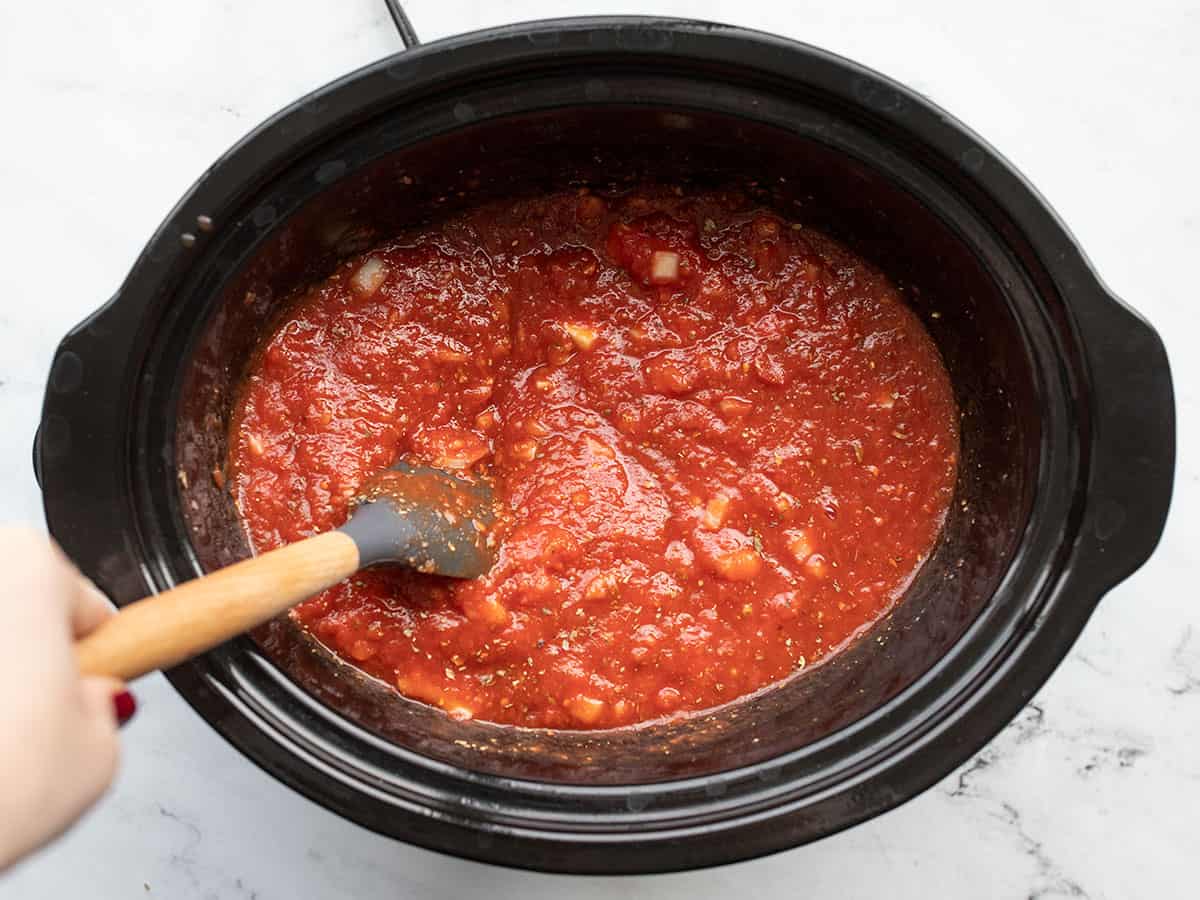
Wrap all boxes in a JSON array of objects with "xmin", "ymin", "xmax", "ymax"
[
  {"xmin": 383, "ymin": 0, "xmax": 420, "ymax": 48},
  {"xmin": 31, "ymin": 424, "xmax": 43, "ymax": 488},
  {"xmin": 1073, "ymin": 291, "xmax": 1174, "ymax": 595}
]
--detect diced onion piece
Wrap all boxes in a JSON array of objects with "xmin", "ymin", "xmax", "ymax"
[
  {"xmin": 584, "ymin": 571, "xmax": 620, "ymax": 601},
  {"xmin": 525, "ymin": 418, "xmax": 552, "ymax": 438},
  {"xmin": 565, "ymin": 694, "xmax": 606, "ymax": 725},
  {"xmin": 474, "ymin": 408, "xmax": 498, "ymax": 433},
  {"xmin": 656, "ymin": 686, "xmax": 683, "ymax": 710},
  {"xmin": 714, "ymin": 547, "xmax": 762, "ymax": 582},
  {"xmin": 395, "ymin": 674, "xmax": 445, "ymax": 707},
  {"xmin": 786, "ymin": 529, "xmax": 813, "ymax": 563},
  {"xmin": 246, "ymin": 434, "xmax": 265, "ymax": 457},
  {"xmin": 719, "ymin": 396, "xmax": 754, "ymax": 419},
  {"xmin": 547, "ymin": 343, "xmax": 574, "ymax": 366},
  {"xmin": 352, "ymin": 256, "xmax": 387, "ymax": 297},
  {"xmin": 804, "ymin": 553, "xmax": 829, "ymax": 579},
  {"xmin": 511, "ymin": 438, "xmax": 538, "ymax": 462},
  {"xmin": 583, "ymin": 435, "xmax": 616, "ymax": 459},
  {"xmin": 463, "ymin": 594, "xmax": 509, "ymax": 627},
  {"xmin": 703, "ymin": 494, "xmax": 731, "ymax": 530},
  {"xmin": 463, "ymin": 381, "xmax": 493, "ymax": 405},
  {"xmin": 753, "ymin": 352, "xmax": 786, "ymax": 385},
  {"xmin": 664, "ymin": 540, "xmax": 694, "ymax": 572},
  {"xmin": 649, "ymin": 250, "xmax": 681, "ymax": 285},
  {"xmin": 564, "ymin": 322, "xmax": 599, "ymax": 350},
  {"xmin": 424, "ymin": 427, "xmax": 490, "ymax": 470},
  {"xmin": 433, "ymin": 348, "xmax": 469, "ymax": 363}
]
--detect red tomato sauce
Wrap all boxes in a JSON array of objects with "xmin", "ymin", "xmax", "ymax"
[{"xmin": 230, "ymin": 187, "xmax": 958, "ymax": 729}]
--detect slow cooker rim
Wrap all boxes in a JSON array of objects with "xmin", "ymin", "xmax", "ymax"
[{"xmin": 37, "ymin": 16, "xmax": 1174, "ymax": 873}]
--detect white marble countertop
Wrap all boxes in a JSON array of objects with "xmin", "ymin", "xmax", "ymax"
[{"xmin": 1, "ymin": 1, "xmax": 1195, "ymax": 896}]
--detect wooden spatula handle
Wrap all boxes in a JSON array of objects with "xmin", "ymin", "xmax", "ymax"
[{"xmin": 75, "ymin": 530, "xmax": 360, "ymax": 681}]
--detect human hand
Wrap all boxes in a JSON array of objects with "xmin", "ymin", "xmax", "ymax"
[{"xmin": 0, "ymin": 527, "xmax": 134, "ymax": 871}]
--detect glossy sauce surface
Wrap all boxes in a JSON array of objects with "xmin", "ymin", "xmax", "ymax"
[{"xmin": 230, "ymin": 187, "xmax": 958, "ymax": 729}]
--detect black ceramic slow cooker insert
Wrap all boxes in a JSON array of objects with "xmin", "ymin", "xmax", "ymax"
[{"xmin": 36, "ymin": 15, "xmax": 1174, "ymax": 873}]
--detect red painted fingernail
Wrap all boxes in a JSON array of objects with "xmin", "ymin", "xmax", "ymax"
[{"xmin": 113, "ymin": 690, "xmax": 137, "ymax": 726}]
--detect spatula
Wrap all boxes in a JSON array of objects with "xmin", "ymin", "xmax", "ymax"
[{"xmin": 75, "ymin": 461, "xmax": 496, "ymax": 681}]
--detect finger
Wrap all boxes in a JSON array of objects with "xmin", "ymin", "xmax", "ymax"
[
  {"xmin": 71, "ymin": 573, "xmax": 114, "ymax": 639},
  {"xmin": 73, "ymin": 676, "xmax": 124, "ymax": 806},
  {"xmin": 24, "ymin": 676, "xmax": 126, "ymax": 858},
  {"xmin": 82, "ymin": 675, "xmax": 127, "ymax": 716},
  {"xmin": 0, "ymin": 527, "xmax": 71, "ymax": 625}
]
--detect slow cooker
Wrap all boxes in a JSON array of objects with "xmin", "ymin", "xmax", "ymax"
[{"xmin": 36, "ymin": 14, "xmax": 1174, "ymax": 873}]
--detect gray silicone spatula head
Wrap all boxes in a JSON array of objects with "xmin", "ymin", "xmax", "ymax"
[{"xmin": 337, "ymin": 460, "xmax": 497, "ymax": 578}]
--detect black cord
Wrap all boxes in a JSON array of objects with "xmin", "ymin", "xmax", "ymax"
[{"xmin": 383, "ymin": 0, "xmax": 421, "ymax": 48}]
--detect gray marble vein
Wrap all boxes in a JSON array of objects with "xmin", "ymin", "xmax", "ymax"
[{"xmin": 1168, "ymin": 627, "xmax": 1200, "ymax": 696}]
